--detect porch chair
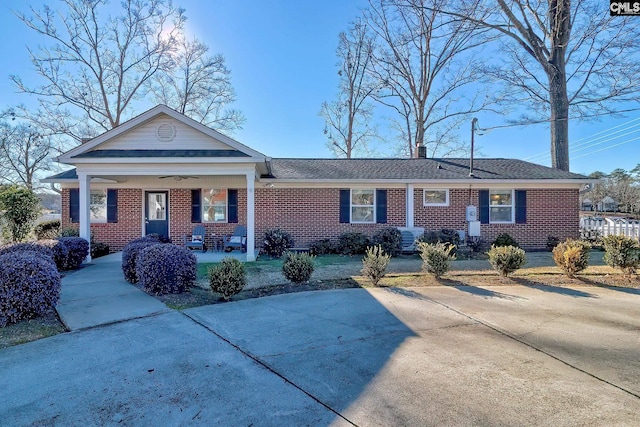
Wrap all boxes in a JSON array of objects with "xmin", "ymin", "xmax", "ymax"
[
  {"xmin": 185, "ymin": 225, "xmax": 207, "ymax": 252},
  {"xmin": 223, "ymin": 225, "xmax": 247, "ymax": 252}
]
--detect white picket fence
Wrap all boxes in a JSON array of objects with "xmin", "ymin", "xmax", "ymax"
[{"xmin": 580, "ymin": 216, "xmax": 640, "ymax": 241}]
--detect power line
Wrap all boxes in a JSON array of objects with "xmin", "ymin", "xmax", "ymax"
[
  {"xmin": 572, "ymin": 135, "xmax": 640, "ymax": 160},
  {"xmin": 524, "ymin": 118, "xmax": 640, "ymax": 162}
]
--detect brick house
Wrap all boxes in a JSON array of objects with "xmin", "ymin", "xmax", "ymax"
[{"xmin": 44, "ymin": 105, "xmax": 591, "ymax": 261}]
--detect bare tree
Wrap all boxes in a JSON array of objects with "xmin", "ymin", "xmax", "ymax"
[
  {"xmin": 438, "ymin": 0, "xmax": 640, "ymax": 171},
  {"xmin": 320, "ymin": 19, "xmax": 378, "ymax": 158},
  {"xmin": 12, "ymin": 0, "xmax": 186, "ymax": 139},
  {"xmin": 0, "ymin": 120, "xmax": 53, "ymax": 190},
  {"xmin": 364, "ymin": 0, "xmax": 495, "ymax": 158},
  {"xmin": 150, "ymin": 37, "xmax": 245, "ymax": 133}
]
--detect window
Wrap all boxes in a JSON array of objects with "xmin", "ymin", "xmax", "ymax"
[
  {"xmin": 489, "ymin": 189, "xmax": 514, "ymax": 223},
  {"xmin": 424, "ymin": 189, "xmax": 449, "ymax": 206},
  {"xmin": 203, "ymin": 189, "xmax": 227, "ymax": 222},
  {"xmin": 90, "ymin": 190, "xmax": 107, "ymax": 222},
  {"xmin": 351, "ymin": 189, "xmax": 375, "ymax": 223}
]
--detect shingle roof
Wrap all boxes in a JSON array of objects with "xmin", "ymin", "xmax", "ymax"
[
  {"xmin": 72, "ymin": 149, "xmax": 250, "ymax": 158},
  {"xmin": 266, "ymin": 158, "xmax": 589, "ymax": 181},
  {"xmin": 44, "ymin": 169, "xmax": 78, "ymax": 180}
]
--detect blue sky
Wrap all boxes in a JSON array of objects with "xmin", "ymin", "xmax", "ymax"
[{"xmin": 0, "ymin": 0, "xmax": 638, "ymax": 176}]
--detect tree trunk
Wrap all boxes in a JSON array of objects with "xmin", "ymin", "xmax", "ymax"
[{"xmin": 549, "ymin": 69, "xmax": 570, "ymax": 171}]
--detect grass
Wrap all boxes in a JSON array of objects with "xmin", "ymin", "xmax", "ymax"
[
  {"xmin": 0, "ymin": 309, "xmax": 67, "ymax": 350},
  {"xmin": 197, "ymin": 253, "xmax": 359, "ymax": 279}
]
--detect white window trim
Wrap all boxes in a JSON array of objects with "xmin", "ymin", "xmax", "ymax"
[
  {"xmin": 423, "ymin": 189, "xmax": 449, "ymax": 207},
  {"xmin": 489, "ymin": 189, "xmax": 515, "ymax": 224},
  {"xmin": 350, "ymin": 189, "xmax": 376, "ymax": 224},
  {"xmin": 202, "ymin": 189, "xmax": 228, "ymax": 223},
  {"xmin": 90, "ymin": 189, "xmax": 107, "ymax": 223}
]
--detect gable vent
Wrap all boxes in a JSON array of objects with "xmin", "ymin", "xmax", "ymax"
[{"xmin": 156, "ymin": 123, "xmax": 176, "ymax": 142}]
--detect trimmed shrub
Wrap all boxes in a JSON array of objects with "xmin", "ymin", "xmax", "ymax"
[
  {"xmin": 145, "ymin": 233, "xmax": 172, "ymax": 243},
  {"xmin": 57, "ymin": 237, "xmax": 89, "ymax": 270},
  {"xmin": 91, "ymin": 242, "xmax": 110, "ymax": 258},
  {"xmin": 121, "ymin": 238, "xmax": 163, "ymax": 283},
  {"xmin": 552, "ymin": 239, "xmax": 590, "ymax": 277},
  {"xmin": 0, "ymin": 242, "xmax": 54, "ymax": 261},
  {"xmin": 492, "ymin": 233, "xmax": 519, "ymax": 248},
  {"xmin": 35, "ymin": 239, "xmax": 70, "ymax": 271},
  {"xmin": 59, "ymin": 227, "xmax": 80, "ymax": 237},
  {"xmin": 209, "ymin": 257, "xmax": 246, "ymax": 300},
  {"xmin": 371, "ymin": 227, "xmax": 402, "ymax": 257},
  {"xmin": 34, "ymin": 219, "xmax": 61, "ymax": 240},
  {"xmin": 0, "ymin": 252, "xmax": 61, "ymax": 327},
  {"xmin": 282, "ymin": 252, "xmax": 315, "ymax": 284},
  {"xmin": 135, "ymin": 244, "xmax": 197, "ymax": 295},
  {"xmin": 262, "ymin": 228, "xmax": 294, "ymax": 257},
  {"xmin": 338, "ymin": 232, "xmax": 370, "ymax": 255},
  {"xmin": 602, "ymin": 235, "xmax": 640, "ymax": 275},
  {"xmin": 309, "ymin": 239, "xmax": 340, "ymax": 255},
  {"xmin": 361, "ymin": 245, "xmax": 391, "ymax": 286},
  {"xmin": 417, "ymin": 242, "xmax": 455, "ymax": 278},
  {"xmin": 488, "ymin": 245, "xmax": 526, "ymax": 276},
  {"xmin": 546, "ymin": 235, "xmax": 561, "ymax": 252}
]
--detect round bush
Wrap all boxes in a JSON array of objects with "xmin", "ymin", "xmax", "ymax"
[
  {"xmin": 263, "ymin": 228, "xmax": 294, "ymax": 257},
  {"xmin": 492, "ymin": 233, "xmax": 520, "ymax": 248},
  {"xmin": 417, "ymin": 242, "xmax": 455, "ymax": 278},
  {"xmin": 34, "ymin": 219, "xmax": 61, "ymax": 240},
  {"xmin": 35, "ymin": 239, "xmax": 70, "ymax": 271},
  {"xmin": 121, "ymin": 239, "xmax": 163, "ymax": 283},
  {"xmin": 135, "ymin": 244, "xmax": 197, "ymax": 295},
  {"xmin": 0, "ymin": 252, "xmax": 61, "ymax": 327},
  {"xmin": 282, "ymin": 252, "xmax": 315, "ymax": 284},
  {"xmin": 552, "ymin": 239, "xmax": 590, "ymax": 277},
  {"xmin": 601, "ymin": 235, "xmax": 640, "ymax": 275},
  {"xmin": 309, "ymin": 239, "xmax": 340, "ymax": 255},
  {"xmin": 338, "ymin": 232, "xmax": 370, "ymax": 255},
  {"xmin": 371, "ymin": 227, "xmax": 402, "ymax": 257},
  {"xmin": 488, "ymin": 245, "xmax": 526, "ymax": 276},
  {"xmin": 0, "ymin": 242, "xmax": 54, "ymax": 261},
  {"xmin": 57, "ymin": 237, "xmax": 89, "ymax": 270},
  {"xmin": 209, "ymin": 257, "xmax": 247, "ymax": 300}
]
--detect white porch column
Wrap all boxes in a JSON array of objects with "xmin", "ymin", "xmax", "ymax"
[
  {"xmin": 406, "ymin": 184, "xmax": 415, "ymax": 228},
  {"xmin": 246, "ymin": 173, "xmax": 256, "ymax": 261},
  {"xmin": 78, "ymin": 172, "xmax": 92, "ymax": 263}
]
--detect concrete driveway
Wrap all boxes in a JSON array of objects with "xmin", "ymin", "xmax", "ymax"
[{"xmin": 2, "ymin": 284, "xmax": 640, "ymax": 425}]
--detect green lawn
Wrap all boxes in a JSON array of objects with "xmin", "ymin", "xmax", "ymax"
[{"xmin": 197, "ymin": 254, "xmax": 361, "ymax": 279}]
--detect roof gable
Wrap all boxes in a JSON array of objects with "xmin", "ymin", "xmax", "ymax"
[{"xmin": 58, "ymin": 105, "xmax": 266, "ymax": 163}]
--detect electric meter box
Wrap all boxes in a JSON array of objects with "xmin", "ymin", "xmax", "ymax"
[{"xmin": 466, "ymin": 205, "xmax": 478, "ymax": 222}]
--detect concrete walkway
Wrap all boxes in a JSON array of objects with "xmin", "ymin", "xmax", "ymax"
[{"xmin": 56, "ymin": 253, "xmax": 169, "ymax": 330}]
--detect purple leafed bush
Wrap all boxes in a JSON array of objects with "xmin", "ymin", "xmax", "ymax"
[
  {"xmin": 121, "ymin": 238, "xmax": 163, "ymax": 283},
  {"xmin": 0, "ymin": 252, "xmax": 61, "ymax": 327},
  {"xmin": 135, "ymin": 244, "xmax": 197, "ymax": 295},
  {"xmin": 0, "ymin": 242, "xmax": 54, "ymax": 261},
  {"xmin": 35, "ymin": 239, "xmax": 70, "ymax": 271},
  {"xmin": 57, "ymin": 237, "xmax": 89, "ymax": 270}
]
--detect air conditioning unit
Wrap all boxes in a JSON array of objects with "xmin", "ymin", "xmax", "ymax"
[{"xmin": 398, "ymin": 227, "xmax": 425, "ymax": 253}]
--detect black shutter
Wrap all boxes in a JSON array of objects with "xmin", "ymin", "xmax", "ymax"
[
  {"xmin": 339, "ymin": 189, "xmax": 350, "ymax": 223},
  {"xmin": 479, "ymin": 190, "xmax": 489, "ymax": 224},
  {"xmin": 107, "ymin": 189, "xmax": 118, "ymax": 223},
  {"xmin": 191, "ymin": 189, "xmax": 201, "ymax": 223},
  {"xmin": 376, "ymin": 189, "xmax": 387, "ymax": 224},
  {"xmin": 69, "ymin": 188, "xmax": 79, "ymax": 223},
  {"xmin": 228, "ymin": 189, "xmax": 238, "ymax": 223},
  {"xmin": 515, "ymin": 190, "xmax": 527, "ymax": 224}
]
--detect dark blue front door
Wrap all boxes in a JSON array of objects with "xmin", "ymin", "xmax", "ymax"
[{"xmin": 145, "ymin": 191, "xmax": 169, "ymax": 239}]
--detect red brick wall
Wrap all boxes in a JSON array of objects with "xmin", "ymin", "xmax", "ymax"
[
  {"xmin": 413, "ymin": 188, "xmax": 579, "ymax": 249},
  {"xmin": 61, "ymin": 188, "xmax": 144, "ymax": 251},
  {"xmin": 61, "ymin": 186, "xmax": 579, "ymax": 251},
  {"xmin": 254, "ymin": 187, "xmax": 406, "ymax": 247}
]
